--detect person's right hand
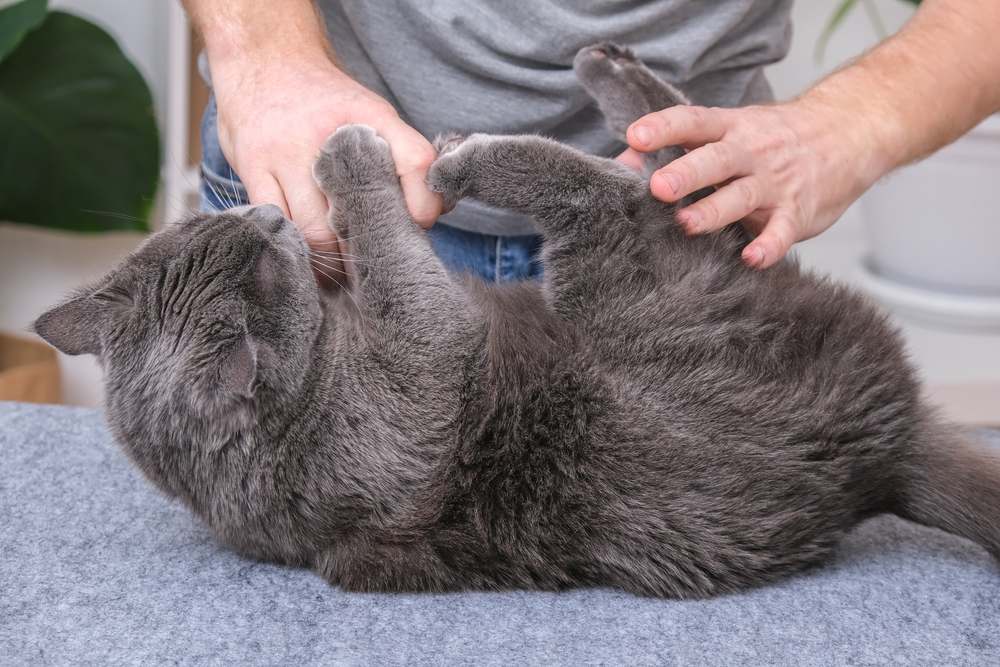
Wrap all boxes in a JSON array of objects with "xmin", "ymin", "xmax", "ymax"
[{"xmin": 211, "ymin": 54, "xmax": 442, "ymax": 263}]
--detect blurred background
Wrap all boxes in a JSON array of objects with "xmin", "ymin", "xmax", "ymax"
[{"xmin": 0, "ymin": 1, "xmax": 997, "ymax": 424}]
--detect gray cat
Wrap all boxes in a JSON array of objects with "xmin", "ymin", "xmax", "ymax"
[{"xmin": 34, "ymin": 43, "xmax": 999, "ymax": 598}]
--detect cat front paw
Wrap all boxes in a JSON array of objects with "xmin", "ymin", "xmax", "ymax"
[
  {"xmin": 426, "ymin": 134, "xmax": 487, "ymax": 209},
  {"xmin": 432, "ymin": 132, "xmax": 467, "ymax": 156},
  {"xmin": 313, "ymin": 124, "xmax": 397, "ymax": 195}
]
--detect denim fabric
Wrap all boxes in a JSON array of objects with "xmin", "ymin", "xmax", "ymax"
[
  {"xmin": 426, "ymin": 224, "xmax": 543, "ymax": 283},
  {"xmin": 199, "ymin": 96, "xmax": 250, "ymax": 212},
  {"xmin": 198, "ymin": 96, "xmax": 542, "ymax": 283}
]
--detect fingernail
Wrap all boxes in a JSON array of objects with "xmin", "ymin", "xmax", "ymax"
[
  {"xmin": 744, "ymin": 246, "xmax": 765, "ymax": 267},
  {"xmin": 654, "ymin": 172, "xmax": 681, "ymax": 196},
  {"xmin": 632, "ymin": 125, "xmax": 652, "ymax": 147},
  {"xmin": 678, "ymin": 210, "xmax": 699, "ymax": 233}
]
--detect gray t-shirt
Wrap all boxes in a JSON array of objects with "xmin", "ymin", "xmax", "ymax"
[{"xmin": 318, "ymin": 1, "xmax": 793, "ymax": 235}]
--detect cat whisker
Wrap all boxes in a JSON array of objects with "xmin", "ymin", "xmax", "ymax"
[
  {"xmin": 309, "ymin": 263, "xmax": 366, "ymax": 320},
  {"xmin": 302, "ymin": 229, "xmax": 365, "ymax": 244},
  {"xmin": 302, "ymin": 238, "xmax": 345, "ymax": 248},
  {"xmin": 226, "ymin": 166, "xmax": 245, "ymax": 208},
  {"xmin": 205, "ymin": 178, "xmax": 234, "ymax": 211},
  {"xmin": 310, "ymin": 250, "xmax": 364, "ymax": 260},
  {"xmin": 80, "ymin": 209, "xmax": 148, "ymax": 223},
  {"xmin": 312, "ymin": 257, "xmax": 374, "ymax": 269},
  {"xmin": 309, "ymin": 249, "xmax": 374, "ymax": 262},
  {"xmin": 309, "ymin": 257, "xmax": 347, "ymax": 272}
]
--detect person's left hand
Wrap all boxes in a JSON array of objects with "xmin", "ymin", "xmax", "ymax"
[{"xmin": 619, "ymin": 99, "xmax": 883, "ymax": 269}]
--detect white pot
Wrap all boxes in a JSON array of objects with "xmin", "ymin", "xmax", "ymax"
[{"xmin": 859, "ymin": 114, "xmax": 1000, "ymax": 332}]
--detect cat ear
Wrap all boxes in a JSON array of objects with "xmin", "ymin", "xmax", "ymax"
[
  {"xmin": 33, "ymin": 286, "xmax": 129, "ymax": 356},
  {"xmin": 218, "ymin": 336, "xmax": 257, "ymax": 398}
]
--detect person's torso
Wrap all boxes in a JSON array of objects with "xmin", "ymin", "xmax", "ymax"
[{"xmin": 318, "ymin": 0, "xmax": 793, "ymax": 234}]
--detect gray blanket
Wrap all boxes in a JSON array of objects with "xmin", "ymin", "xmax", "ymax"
[{"xmin": 1, "ymin": 401, "xmax": 997, "ymax": 665}]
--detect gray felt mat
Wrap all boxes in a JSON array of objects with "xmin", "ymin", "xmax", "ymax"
[{"xmin": 1, "ymin": 401, "xmax": 997, "ymax": 665}]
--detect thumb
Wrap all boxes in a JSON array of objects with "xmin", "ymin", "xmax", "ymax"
[
  {"xmin": 742, "ymin": 215, "xmax": 796, "ymax": 270},
  {"xmin": 374, "ymin": 119, "xmax": 443, "ymax": 227}
]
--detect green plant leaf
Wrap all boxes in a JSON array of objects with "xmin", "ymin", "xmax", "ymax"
[
  {"xmin": 0, "ymin": 0, "xmax": 47, "ymax": 63},
  {"xmin": 0, "ymin": 11, "xmax": 159, "ymax": 232},
  {"xmin": 815, "ymin": 0, "xmax": 859, "ymax": 63}
]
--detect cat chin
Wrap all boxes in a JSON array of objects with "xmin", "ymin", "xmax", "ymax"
[{"xmin": 183, "ymin": 392, "xmax": 259, "ymax": 441}]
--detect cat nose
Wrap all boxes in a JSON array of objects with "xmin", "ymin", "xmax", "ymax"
[
  {"xmin": 248, "ymin": 204, "xmax": 288, "ymax": 233},
  {"xmin": 249, "ymin": 203, "xmax": 285, "ymax": 221}
]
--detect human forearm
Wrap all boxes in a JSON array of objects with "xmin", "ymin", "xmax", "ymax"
[
  {"xmin": 624, "ymin": 0, "xmax": 1000, "ymax": 268},
  {"xmin": 181, "ymin": 0, "xmax": 441, "ymax": 250},
  {"xmin": 182, "ymin": 0, "xmax": 334, "ymax": 72},
  {"xmin": 799, "ymin": 0, "xmax": 1000, "ymax": 181}
]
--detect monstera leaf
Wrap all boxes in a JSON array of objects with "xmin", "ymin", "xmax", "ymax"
[
  {"xmin": 0, "ymin": 0, "xmax": 159, "ymax": 232},
  {"xmin": 0, "ymin": 0, "xmax": 46, "ymax": 61}
]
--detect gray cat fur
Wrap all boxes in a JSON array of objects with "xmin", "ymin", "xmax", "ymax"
[{"xmin": 34, "ymin": 44, "xmax": 999, "ymax": 598}]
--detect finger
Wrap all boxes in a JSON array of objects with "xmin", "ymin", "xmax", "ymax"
[
  {"xmin": 676, "ymin": 177, "xmax": 761, "ymax": 234},
  {"xmin": 375, "ymin": 121, "xmax": 443, "ymax": 227},
  {"xmin": 649, "ymin": 142, "xmax": 749, "ymax": 203},
  {"xmin": 741, "ymin": 210, "xmax": 770, "ymax": 236},
  {"xmin": 247, "ymin": 170, "xmax": 342, "ymax": 283},
  {"xmin": 627, "ymin": 106, "xmax": 728, "ymax": 153},
  {"xmin": 242, "ymin": 170, "xmax": 290, "ymax": 217},
  {"xmin": 615, "ymin": 147, "xmax": 646, "ymax": 172},
  {"xmin": 285, "ymin": 181, "xmax": 344, "ymax": 284},
  {"xmin": 742, "ymin": 214, "xmax": 797, "ymax": 270},
  {"xmin": 284, "ymin": 179, "xmax": 340, "ymax": 255}
]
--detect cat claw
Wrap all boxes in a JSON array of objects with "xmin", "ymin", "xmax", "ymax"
[{"xmin": 577, "ymin": 41, "xmax": 638, "ymax": 66}]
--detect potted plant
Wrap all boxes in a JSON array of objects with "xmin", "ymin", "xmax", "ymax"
[
  {"xmin": 822, "ymin": 0, "xmax": 1000, "ymax": 331},
  {"xmin": 0, "ymin": 0, "xmax": 159, "ymax": 402}
]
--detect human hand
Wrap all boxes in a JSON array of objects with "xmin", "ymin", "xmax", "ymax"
[
  {"xmin": 623, "ymin": 99, "xmax": 881, "ymax": 269},
  {"xmin": 212, "ymin": 55, "xmax": 441, "ymax": 262}
]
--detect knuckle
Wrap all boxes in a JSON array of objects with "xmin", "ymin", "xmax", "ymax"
[
  {"xmin": 698, "ymin": 198, "xmax": 720, "ymax": 225},
  {"xmin": 650, "ymin": 109, "xmax": 674, "ymax": 136},
  {"xmin": 398, "ymin": 143, "xmax": 437, "ymax": 175},
  {"xmin": 672, "ymin": 163, "xmax": 696, "ymax": 192},
  {"xmin": 735, "ymin": 180, "xmax": 759, "ymax": 211},
  {"xmin": 411, "ymin": 143, "xmax": 438, "ymax": 171},
  {"xmin": 687, "ymin": 106, "xmax": 708, "ymax": 125},
  {"xmin": 710, "ymin": 143, "xmax": 733, "ymax": 174}
]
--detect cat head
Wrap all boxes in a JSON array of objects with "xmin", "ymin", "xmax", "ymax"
[{"xmin": 34, "ymin": 204, "xmax": 323, "ymax": 444}]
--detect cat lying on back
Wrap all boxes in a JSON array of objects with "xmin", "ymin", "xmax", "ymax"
[{"xmin": 35, "ymin": 43, "xmax": 999, "ymax": 598}]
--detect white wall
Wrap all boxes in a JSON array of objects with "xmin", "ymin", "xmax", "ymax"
[
  {"xmin": 0, "ymin": 224, "xmax": 144, "ymax": 406},
  {"xmin": 767, "ymin": 3, "xmax": 1000, "ymax": 423}
]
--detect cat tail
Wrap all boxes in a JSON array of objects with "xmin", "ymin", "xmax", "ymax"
[
  {"xmin": 573, "ymin": 41, "xmax": 691, "ymax": 176},
  {"xmin": 895, "ymin": 420, "xmax": 1000, "ymax": 560}
]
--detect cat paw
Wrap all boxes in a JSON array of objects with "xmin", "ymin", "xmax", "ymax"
[
  {"xmin": 573, "ymin": 42, "xmax": 642, "ymax": 86},
  {"xmin": 433, "ymin": 132, "xmax": 467, "ymax": 156},
  {"xmin": 313, "ymin": 124, "xmax": 397, "ymax": 195},
  {"xmin": 573, "ymin": 42, "xmax": 690, "ymax": 139},
  {"xmin": 427, "ymin": 134, "xmax": 488, "ymax": 209}
]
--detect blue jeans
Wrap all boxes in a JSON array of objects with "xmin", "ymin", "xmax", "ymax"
[{"xmin": 199, "ymin": 96, "xmax": 543, "ymax": 283}]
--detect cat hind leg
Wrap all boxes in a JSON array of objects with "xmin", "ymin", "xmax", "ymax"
[{"xmin": 573, "ymin": 42, "xmax": 690, "ymax": 175}]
